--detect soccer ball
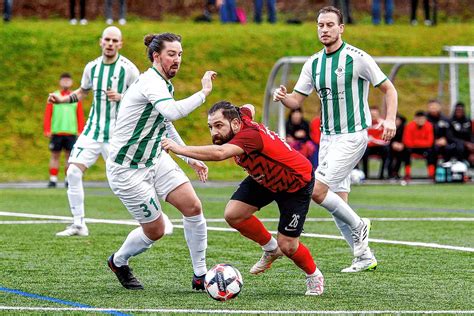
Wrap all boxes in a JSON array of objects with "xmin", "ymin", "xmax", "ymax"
[
  {"xmin": 350, "ymin": 169, "xmax": 365, "ymax": 185},
  {"xmin": 204, "ymin": 264, "xmax": 243, "ymax": 301}
]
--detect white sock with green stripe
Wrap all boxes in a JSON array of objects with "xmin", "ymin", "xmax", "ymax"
[
  {"xmin": 114, "ymin": 227, "xmax": 154, "ymax": 267},
  {"xmin": 67, "ymin": 164, "xmax": 85, "ymax": 226},
  {"xmin": 183, "ymin": 213, "xmax": 208, "ymax": 276}
]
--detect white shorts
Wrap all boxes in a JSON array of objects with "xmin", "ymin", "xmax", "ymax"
[
  {"xmin": 68, "ymin": 134, "xmax": 109, "ymax": 168},
  {"xmin": 315, "ymin": 130, "xmax": 368, "ymax": 193},
  {"xmin": 106, "ymin": 153, "xmax": 189, "ymax": 223}
]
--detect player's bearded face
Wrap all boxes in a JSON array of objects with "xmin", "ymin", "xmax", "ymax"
[
  {"xmin": 158, "ymin": 41, "xmax": 182, "ymax": 79},
  {"xmin": 212, "ymin": 127, "xmax": 234, "ymax": 145},
  {"xmin": 317, "ymin": 13, "xmax": 343, "ymax": 46},
  {"xmin": 209, "ymin": 113, "xmax": 236, "ymax": 145}
]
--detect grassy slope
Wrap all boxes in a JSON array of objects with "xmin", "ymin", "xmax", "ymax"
[
  {"xmin": 1, "ymin": 20, "xmax": 473, "ymax": 181},
  {"xmin": 0, "ymin": 184, "xmax": 472, "ymax": 313}
]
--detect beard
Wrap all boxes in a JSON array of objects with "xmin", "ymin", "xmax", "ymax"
[
  {"xmin": 319, "ymin": 35, "xmax": 338, "ymax": 47},
  {"xmin": 165, "ymin": 65, "xmax": 180, "ymax": 79},
  {"xmin": 212, "ymin": 130, "xmax": 234, "ymax": 145}
]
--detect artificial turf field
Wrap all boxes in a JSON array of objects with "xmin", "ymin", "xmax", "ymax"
[{"xmin": 0, "ymin": 183, "xmax": 473, "ymax": 315}]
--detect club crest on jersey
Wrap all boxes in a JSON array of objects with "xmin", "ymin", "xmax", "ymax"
[{"xmin": 335, "ymin": 67, "xmax": 345, "ymax": 77}]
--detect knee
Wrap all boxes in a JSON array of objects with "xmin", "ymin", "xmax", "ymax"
[
  {"xmin": 67, "ymin": 164, "xmax": 83, "ymax": 184},
  {"xmin": 186, "ymin": 199, "xmax": 202, "ymax": 217},
  {"xmin": 312, "ymin": 183, "xmax": 327, "ymax": 204},
  {"xmin": 143, "ymin": 222, "xmax": 165, "ymax": 241},
  {"xmin": 224, "ymin": 209, "xmax": 243, "ymax": 227},
  {"xmin": 277, "ymin": 238, "xmax": 299, "ymax": 257}
]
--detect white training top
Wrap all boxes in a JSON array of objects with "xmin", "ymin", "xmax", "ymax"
[
  {"xmin": 294, "ymin": 42, "xmax": 387, "ymax": 135},
  {"xmin": 109, "ymin": 67, "xmax": 205, "ymax": 169},
  {"xmin": 81, "ymin": 54, "xmax": 139, "ymax": 143}
]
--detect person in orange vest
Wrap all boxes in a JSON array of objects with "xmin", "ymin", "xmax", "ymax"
[
  {"xmin": 44, "ymin": 73, "xmax": 85, "ymax": 188},
  {"xmin": 402, "ymin": 110, "xmax": 436, "ymax": 180}
]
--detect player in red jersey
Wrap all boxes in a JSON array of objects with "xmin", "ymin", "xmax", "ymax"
[{"xmin": 162, "ymin": 101, "xmax": 324, "ymax": 296}]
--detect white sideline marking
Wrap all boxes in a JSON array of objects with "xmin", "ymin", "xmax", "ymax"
[
  {"xmin": 205, "ymin": 217, "xmax": 474, "ymax": 222},
  {"xmin": 0, "ymin": 220, "xmax": 70, "ymax": 225},
  {"xmin": 1, "ymin": 211, "xmax": 473, "ymax": 252},
  {"xmin": 0, "ymin": 307, "xmax": 473, "ymax": 314}
]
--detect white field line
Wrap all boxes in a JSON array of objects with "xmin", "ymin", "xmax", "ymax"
[
  {"xmin": 1, "ymin": 211, "xmax": 473, "ymax": 252},
  {"xmin": 205, "ymin": 217, "xmax": 474, "ymax": 222},
  {"xmin": 0, "ymin": 220, "xmax": 70, "ymax": 225},
  {"xmin": 0, "ymin": 307, "xmax": 473, "ymax": 314}
]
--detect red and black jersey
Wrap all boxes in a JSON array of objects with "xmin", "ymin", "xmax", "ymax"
[{"xmin": 228, "ymin": 107, "xmax": 313, "ymax": 193}]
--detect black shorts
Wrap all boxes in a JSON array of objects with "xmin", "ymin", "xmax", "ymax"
[
  {"xmin": 49, "ymin": 135, "xmax": 77, "ymax": 152},
  {"xmin": 230, "ymin": 173, "xmax": 315, "ymax": 237}
]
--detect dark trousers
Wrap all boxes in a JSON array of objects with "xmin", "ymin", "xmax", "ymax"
[
  {"xmin": 410, "ymin": 0, "xmax": 430, "ymax": 21},
  {"xmin": 406, "ymin": 147, "xmax": 437, "ymax": 166},
  {"xmin": 372, "ymin": 0, "xmax": 393, "ymax": 25},
  {"xmin": 3, "ymin": 0, "xmax": 13, "ymax": 21},
  {"xmin": 105, "ymin": 0, "xmax": 126, "ymax": 20},
  {"xmin": 388, "ymin": 148, "xmax": 409, "ymax": 178},
  {"xmin": 254, "ymin": 0, "xmax": 276, "ymax": 23},
  {"xmin": 70, "ymin": 0, "xmax": 86, "ymax": 20},
  {"xmin": 362, "ymin": 145, "xmax": 389, "ymax": 179}
]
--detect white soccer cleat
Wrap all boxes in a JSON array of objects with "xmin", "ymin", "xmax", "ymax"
[
  {"xmin": 352, "ymin": 218, "xmax": 370, "ymax": 257},
  {"xmin": 341, "ymin": 255, "xmax": 378, "ymax": 273},
  {"xmin": 249, "ymin": 247, "xmax": 283, "ymax": 274},
  {"xmin": 305, "ymin": 268, "xmax": 324, "ymax": 296},
  {"xmin": 161, "ymin": 212, "xmax": 174, "ymax": 235},
  {"xmin": 56, "ymin": 224, "xmax": 89, "ymax": 237}
]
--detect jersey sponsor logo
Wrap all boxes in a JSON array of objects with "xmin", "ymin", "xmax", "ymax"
[
  {"xmin": 317, "ymin": 88, "xmax": 346, "ymax": 101},
  {"xmin": 285, "ymin": 214, "xmax": 300, "ymax": 232}
]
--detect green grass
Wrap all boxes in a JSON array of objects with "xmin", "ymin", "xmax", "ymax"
[
  {"xmin": 1, "ymin": 20, "xmax": 474, "ymax": 181},
  {"xmin": 0, "ymin": 184, "xmax": 473, "ymax": 314}
]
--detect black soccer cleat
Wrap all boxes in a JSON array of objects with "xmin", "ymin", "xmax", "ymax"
[
  {"xmin": 107, "ymin": 254, "xmax": 144, "ymax": 290},
  {"xmin": 192, "ymin": 273, "xmax": 206, "ymax": 291}
]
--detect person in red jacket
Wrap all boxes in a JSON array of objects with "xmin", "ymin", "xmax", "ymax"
[
  {"xmin": 162, "ymin": 101, "xmax": 324, "ymax": 296},
  {"xmin": 44, "ymin": 73, "xmax": 85, "ymax": 188},
  {"xmin": 402, "ymin": 110, "xmax": 436, "ymax": 179},
  {"xmin": 361, "ymin": 106, "xmax": 389, "ymax": 179}
]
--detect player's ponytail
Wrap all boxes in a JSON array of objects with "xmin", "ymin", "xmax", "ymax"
[{"xmin": 144, "ymin": 33, "xmax": 182, "ymax": 63}]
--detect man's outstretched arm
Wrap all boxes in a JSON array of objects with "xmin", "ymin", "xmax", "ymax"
[{"xmin": 162, "ymin": 139, "xmax": 244, "ymax": 161}]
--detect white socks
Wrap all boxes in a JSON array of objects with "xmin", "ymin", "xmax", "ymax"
[
  {"xmin": 262, "ymin": 236, "xmax": 278, "ymax": 252},
  {"xmin": 67, "ymin": 164, "xmax": 85, "ymax": 226},
  {"xmin": 320, "ymin": 190, "xmax": 361, "ymax": 230},
  {"xmin": 183, "ymin": 213, "xmax": 208, "ymax": 277},
  {"xmin": 114, "ymin": 227, "xmax": 154, "ymax": 267}
]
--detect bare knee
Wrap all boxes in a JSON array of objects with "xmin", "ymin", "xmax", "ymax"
[
  {"xmin": 312, "ymin": 181, "xmax": 329, "ymax": 204},
  {"xmin": 224, "ymin": 208, "xmax": 242, "ymax": 227},
  {"xmin": 142, "ymin": 218, "xmax": 166, "ymax": 241},
  {"xmin": 277, "ymin": 236, "xmax": 299, "ymax": 257},
  {"xmin": 185, "ymin": 199, "xmax": 202, "ymax": 217}
]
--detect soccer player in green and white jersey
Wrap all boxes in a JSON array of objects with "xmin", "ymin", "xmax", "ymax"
[
  {"xmin": 48, "ymin": 26, "xmax": 143, "ymax": 237},
  {"xmin": 105, "ymin": 33, "xmax": 217, "ymax": 290},
  {"xmin": 274, "ymin": 6, "xmax": 398, "ymax": 272}
]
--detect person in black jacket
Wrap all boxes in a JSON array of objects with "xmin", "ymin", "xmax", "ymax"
[
  {"xmin": 450, "ymin": 102, "xmax": 474, "ymax": 166},
  {"xmin": 426, "ymin": 99, "xmax": 456, "ymax": 162},
  {"xmin": 387, "ymin": 114, "xmax": 408, "ymax": 179}
]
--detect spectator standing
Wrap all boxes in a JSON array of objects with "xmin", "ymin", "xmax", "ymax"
[
  {"xmin": 403, "ymin": 111, "xmax": 436, "ymax": 179},
  {"xmin": 254, "ymin": 0, "xmax": 276, "ymax": 24},
  {"xmin": 3, "ymin": 0, "xmax": 12, "ymax": 22},
  {"xmin": 285, "ymin": 108, "xmax": 315, "ymax": 162},
  {"xmin": 387, "ymin": 114, "xmax": 408, "ymax": 179},
  {"xmin": 361, "ymin": 107, "xmax": 389, "ymax": 179},
  {"xmin": 450, "ymin": 102, "xmax": 474, "ymax": 167},
  {"xmin": 331, "ymin": 0, "xmax": 354, "ymax": 24},
  {"xmin": 44, "ymin": 73, "xmax": 85, "ymax": 188},
  {"xmin": 426, "ymin": 99, "xmax": 456, "ymax": 162},
  {"xmin": 220, "ymin": 0, "xmax": 238, "ymax": 23},
  {"xmin": 372, "ymin": 0, "xmax": 393, "ymax": 25},
  {"xmin": 410, "ymin": 0, "xmax": 432, "ymax": 26},
  {"xmin": 70, "ymin": 0, "xmax": 87, "ymax": 25},
  {"xmin": 105, "ymin": 0, "xmax": 127, "ymax": 25}
]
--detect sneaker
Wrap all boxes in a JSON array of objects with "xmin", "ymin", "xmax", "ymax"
[
  {"xmin": 341, "ymin": 255, "xmax": 378, "ymax": 273},
  {"xmin": 106, "ymin": 18, "xmax": 113, "ymax": 25},
  {"xmin": 107, "ymin": 254, "xmax": 144, "ymax": 290},
  {"xmin": 80, "ymin": 19, "xmax": 88, "ymax": 25},
  {"xmin": 47, "ymin": 181, "xmax": 57, "ymax": 188},
  {"xmin": 69, "ymin": 18, "xmax": 77, "ymax": 25},
  {"xmin": 162, "ymin": 212, "xmax": 174, "ymax": 235},
  {"xmin": 249, "ymin": 247, "xmax": 283, "ymax": 274},
  {"xmin": 119, "ymin": 18, "xmax": 126, "ymax": 25},
  {"xmin": 305, "ymin": 268, "xmax": 324, "ymax": 296},
  {"xmin": 56, "ymin": 224, "xmax": 89, "ymax": 237},
  {"xmin": 192, "ymin": 273, "xmax": 205, "ymax": 291},
  {"xmin": 352, "ymin": 218, "xmax": 370, "ymax": 257}
]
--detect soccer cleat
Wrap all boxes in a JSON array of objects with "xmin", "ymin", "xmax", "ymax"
[
  {"xmin": 192, "ymin": 273, "xmax": 206, "ymax": 291},
  {"xmin": 55, "ymin": 224, "xmax": 89, "ymax": 237},
  {"xmin": 305, "ymin": 268, "xmax": 324, "ymax": 296},
  {"xmin": 107, "ymin": 254, "xmax": 144, "ymax": 290},
  {"xmin": 47, "ymin": 181, "xmax": 57, "ymax": 188},
  {"xmin": 249, "ymin": 247, "xmax": 283, "ymax": 274},
  {"xmin": 341, "ymin": 255, "xmax": 378, "ymax": 273},
  {"xmin": 352, "ymin": 218, "xmax": 370, "ymax": 257}
]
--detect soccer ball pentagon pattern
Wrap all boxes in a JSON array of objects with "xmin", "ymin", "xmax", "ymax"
[{"xmin": 205, "ymin": 264, "xmax": 243, "ymax": 301}]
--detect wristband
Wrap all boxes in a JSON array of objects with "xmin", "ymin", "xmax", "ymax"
[{"xmin": 69, "ymin": 93, "xmax": 79, "ymax": 103}]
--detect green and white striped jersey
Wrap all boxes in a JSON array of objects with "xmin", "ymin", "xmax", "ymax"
[
  {"xmin": 81, "ymin": 54, "xmax": 139, "ymax": 143},
  {"xmin": 109, "ymin": 67, "xmax": 176, "ymax": 169},
  {"xmin": 294, "ymin": 42, "xmax": 387, "ymax": 135}
]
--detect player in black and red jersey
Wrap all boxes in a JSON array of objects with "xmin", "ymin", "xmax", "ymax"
[{"xmin": 162, "ymin": 101, "xmax": 324, "ymax": 296}]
